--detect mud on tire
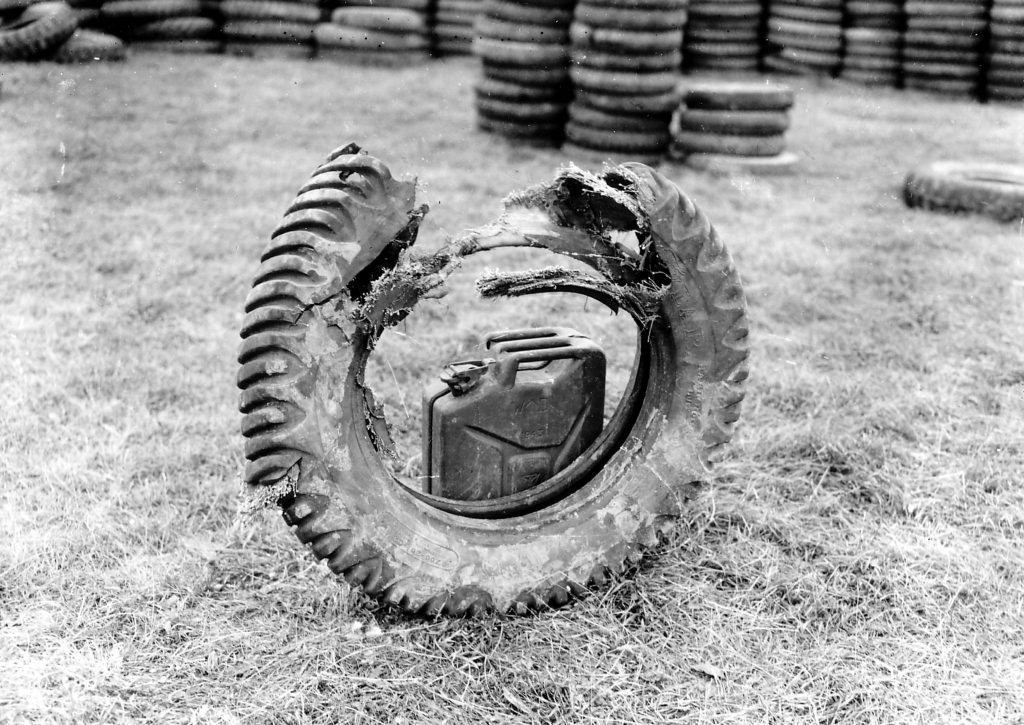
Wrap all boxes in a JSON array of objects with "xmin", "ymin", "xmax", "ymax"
[{"xmin": 237, "ymin": 144, "xmax": 750, "ymax": 616}]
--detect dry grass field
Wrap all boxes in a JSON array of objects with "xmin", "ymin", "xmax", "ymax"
[{"xmin": 2, "ymin": 53, "xmax": 1023, "ymax": 724}]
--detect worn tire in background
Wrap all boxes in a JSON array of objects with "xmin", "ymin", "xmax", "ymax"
[
  {"xmin": 904, "ymin": 161, "xmax": 1024, "ymax": 223},
  {"xmin": 237, "ymin": 144, "xmax": 750, "ymax": 616},
  {"xmin": 0, "ymin": 1, "xmax": 77, "ymax": 60}
]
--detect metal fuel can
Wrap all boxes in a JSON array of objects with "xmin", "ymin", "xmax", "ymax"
[{"xmin": 422, "ymin": 327, "xmax": 606, "ymax": 501}]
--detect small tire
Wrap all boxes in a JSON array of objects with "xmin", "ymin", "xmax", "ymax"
[{"xmin": 904, "ymin": 161, "xmax": 1024, "ymax": 223}]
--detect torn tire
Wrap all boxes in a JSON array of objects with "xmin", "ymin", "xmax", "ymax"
[{"xmin": 237, "ymin": 144, "xmax": 749, "ymax": 616}]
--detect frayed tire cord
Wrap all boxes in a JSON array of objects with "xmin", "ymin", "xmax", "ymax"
[{"xmin": 238, "ymin": 144, "xmax": 750, "ymax": 617}]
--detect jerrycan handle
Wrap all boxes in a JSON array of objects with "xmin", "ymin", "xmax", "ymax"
[{"xmin": 491, "ymin": 346, "xmax": 590, "ymax": 389}]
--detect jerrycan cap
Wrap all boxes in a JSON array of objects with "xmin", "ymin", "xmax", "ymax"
[{"xmin": 439, "ymin": 359, "xmax": 496, "ymax": 396}]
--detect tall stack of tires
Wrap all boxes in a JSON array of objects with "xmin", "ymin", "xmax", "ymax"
[
  {"xmin": 472, "ymin": 0, "xmax": 574, "ymax": 146},
  {"xmin": 670, "ymin": 79, "xmax": 796, "ymax": 173},
  {"xmin": 901, "ymin": 0, "xmax": 987, "ymax": 97},
  {"xmin": 683, "ymin": 0, "xmax": 763, "ymax": 73},
  {"xmin": 219, "ymin": 0, "xmax": 318, "ymax": 57},
  {"xmin": 763, "ymin": 0, "xmax": 844, "ymax": 76},
  {"xmin": 0, "ymin": 1, "xmax": 79, "ymax": 59},
  {"xmin": 433, "ymin": 0, "xmax": 480, "ymax": 56},
  {"xmin": 839, "ymin": 0, "xmax": 902, "ymax": 86},
  {"xmin": 105, "ymin": 0, "xmax": 220, "ymax": 52},
  {"xmin": 315, "ymin": 4, "xmax": 429, "ymax": 64},
  {"xmin": 565, "ymin": 0, "xmax": 687, "ymax": 163},
  {"xmin": 986, "ymin": 0, "xmax": 1024, "ymax": 101}
]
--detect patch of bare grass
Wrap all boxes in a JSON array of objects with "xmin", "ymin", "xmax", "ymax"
[{"xmin": 2, "ymin": 55, "xmax": 1023, "ymax": 723}]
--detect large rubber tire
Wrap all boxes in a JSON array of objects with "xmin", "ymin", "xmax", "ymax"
[
  {"xmin": 237, "ymin": 145, "xmax": 749, "ymax": 616},
  {"xmin": 904, "ymin": 161, "xmax": 1024, "ymax": 223},
  {"xmin": 0, "ymin": 1, "xmax": 77, "ymax": 60}
]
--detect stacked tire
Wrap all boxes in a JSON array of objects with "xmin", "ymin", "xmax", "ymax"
[
  {"xmin": 101, "ymin": 0, "xmax": 220, "ymax": 53},
  {"xmin": 53, "ymin": 28, "xmax": 128, "ymax": 60},
  {"xmin": 66, "ymin": 0, "xmax": 104, "ymax": 30},
  {"xmin": 315, "ymin": 4, "xmax": 429, "ymax": 65},
  {"xmin": 986, "ymin": 0, "xmax": 1024, "ymax": 101},
  {"xmin": 565, "ymin": 0, "xmax": 687, "ymax": 163},
  {"xmin": 670, "ymin": 80, "xmax": 797, "ymax": 174},
  {"xmin": 0, "ymin": 0, "xmax": 79, "ymax": 60},
  {"xmin": 219, "ymin": 0, "xmax": 318, "ymax": 58},
  {"xmin": 902, "ymin": 0, "xmax": 987, "ymax": 97},
  {"xmin": 473, "ymin": 0, "xmax": 575, "ymax": 147},
  {"xmin": 840, "ymin": 0, "xmax": 902, "ymax": 87},
  {"xmin": 434, "ymin": 0, "xmax": 480, "ymax": 56},
  {"xmin": 764, "ymin": 0, "xmax": 843, "ymax": 76},
  {"xmin": 683, "ymin": 0, "xmax": 764, "ymax": 73}
]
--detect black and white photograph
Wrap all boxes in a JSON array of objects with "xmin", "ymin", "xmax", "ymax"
[{"xmin": 2, "ymin": 0, "xmax": 1022, "ymax": 722}]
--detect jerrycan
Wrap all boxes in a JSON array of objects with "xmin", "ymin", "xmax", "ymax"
[{"xmin": 422, "ymin": 327, "xmax": 606, "ymax": 502}]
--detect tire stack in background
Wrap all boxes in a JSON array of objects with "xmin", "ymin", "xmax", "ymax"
[
  {"xmin": 564, "ymin": 0, "xmax": 687, "ymax": 164},
  {"xmin": 472, "ymin": 0, "xmax": 574, "ymax": 147},
  {"xmin": 683, "ymin": 0, "xmax": 764, "ymax": 74},
  {"xmin": 901, "ymin": 0, "xmax": 987, "ymax": 97},
  {"xmin": 433, "ymin": 0, "xmax": 480, "ymax": 56},
  {"xmin": 670, "ymin": 79, "xmax": 797, "ymax": 174},
  {"xmin": 99, "ymin": 0, "xmax": 220, "ymax": 53},
  {"xmin": 219, "ymin": 0, "xmax": 318, "ymax": 58},
  {"xmin": 315, "ymin": 3, "xmax": 429, "ymax": 64},
  {"xmin": 763, "ymin": 0, "xmax": 844, "ymax": 76},
  {"xmin": 986, "ymin": 0, "xmax": 1024, "ymax": 101},
  {"xmin": 839, "ymin": 0, "xmax": 902, "ymax": 87}
]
